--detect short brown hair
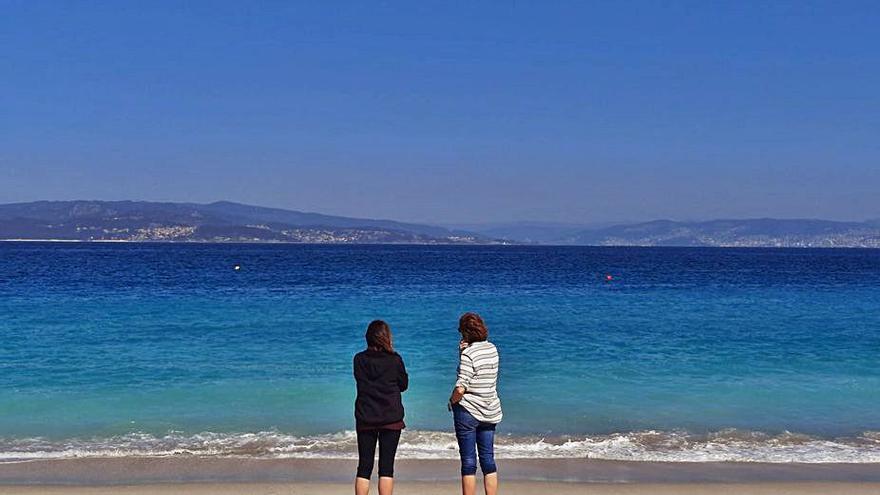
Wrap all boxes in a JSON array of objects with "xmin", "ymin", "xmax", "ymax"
[{"xmin": 459, "ymin": 312, "xmax": 488, "ymax": 343}]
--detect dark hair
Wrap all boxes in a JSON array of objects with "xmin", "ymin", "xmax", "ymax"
[
  {"xmin": 459, "ymin": 312, "xmax": 488, "ymax": 343},
  {"xmin": 365, "ymin": 320, "xmax": 394, "ymax": 353}
]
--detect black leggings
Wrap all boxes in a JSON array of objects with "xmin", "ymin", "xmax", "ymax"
[{"xmin": 356, "ymin": 429, "xmax": 401, "ymax": 479}]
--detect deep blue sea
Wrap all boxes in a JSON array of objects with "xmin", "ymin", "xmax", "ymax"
[{"xmin": 1, "ymin": 243, "xmax": 879, "ymax": 462}]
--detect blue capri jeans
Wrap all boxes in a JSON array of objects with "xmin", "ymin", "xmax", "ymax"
[{"xmin": 453, "ymin": 404, "xmax": 497, "ymax": 476}]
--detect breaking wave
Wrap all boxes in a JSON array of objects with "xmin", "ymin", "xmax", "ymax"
[{"xmin": 2, "ymin": 429, "xmax": 880, "ymax": 463}]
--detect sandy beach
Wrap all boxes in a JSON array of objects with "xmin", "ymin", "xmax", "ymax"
[
  {"xmin": 3, "ymin": 481, "xmax": 880, "ymax": 495},
  {"xmin": 2, "ymin": 458, "xmax": 880, "ymax": 494}
]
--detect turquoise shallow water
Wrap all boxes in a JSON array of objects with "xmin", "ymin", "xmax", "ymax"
[{"xmin": 1, "ymin": 243, "xmax": 879, "ymax": 462}]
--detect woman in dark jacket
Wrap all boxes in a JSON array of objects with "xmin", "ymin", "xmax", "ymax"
[{"xmin": 354, "ymin": 320, "xmax": 408, "ymax": 495}]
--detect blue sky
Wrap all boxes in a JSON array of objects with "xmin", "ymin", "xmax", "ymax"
[{"xmin": 1, "ymin": 1, "xmax": 878, "ymax": 223}]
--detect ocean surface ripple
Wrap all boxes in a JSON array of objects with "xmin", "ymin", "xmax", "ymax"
[{"xmin": 1, "ymin": 243, "xmax": 879, "ymax": 463}]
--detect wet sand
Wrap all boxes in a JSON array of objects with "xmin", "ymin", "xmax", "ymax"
[
  {"xmin": 1, "ymin": 458, "xmax": 880, "ymax": 494},
  {"xmin": 2, "ymin": 481, "xmax": 880, "ymax": 495}
]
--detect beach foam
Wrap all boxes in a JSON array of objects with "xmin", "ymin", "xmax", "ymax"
[{"xmin": 2, "ymin": 429, "xmax": 879, "ymax": 464}]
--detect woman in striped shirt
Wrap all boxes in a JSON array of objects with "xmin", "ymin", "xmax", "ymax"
[{"xmin": 448, "ymin": 312, "xmax": 502, "ymax": 495}]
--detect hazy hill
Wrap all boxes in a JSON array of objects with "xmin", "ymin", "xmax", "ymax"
[
  {"xmin": 3, "ymin": 201, "xmax": 878, "ymax": 247},
  {"xmin": 449, "ymin": 221, "xmax": 609, "ymax": 244},
  {"xmin": 0, "ymin": 201, "xmax": 495, "ymax": 244},
  {"xmin": 561, "ymin": 218, "xmax": 880, "ymax": 248}
]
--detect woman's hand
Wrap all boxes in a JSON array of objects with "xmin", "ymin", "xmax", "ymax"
[
  {"xmin": 449, "ymin": 386, "xmax": 465, "ymax": 409},
  {"xmin": 459, "ymin": 340, "xmax": 469, "ymax": 352}
]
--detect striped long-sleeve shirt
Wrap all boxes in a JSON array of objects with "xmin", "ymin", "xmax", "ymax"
[{"xmin": 455, "ymin": 341, "xmax": 502, "ymax": 424}]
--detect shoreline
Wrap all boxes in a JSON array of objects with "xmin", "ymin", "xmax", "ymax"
[
  {"xmin": 4, "ymin": 427, "xmax": 879, "ymax": 464},
  {"xmin": 2, "ymin": 239, "xmax": 879, "ymax": 249},
  {"xmin": 2, "ymin": 458, "xmax": 880, "ymax": 485}
]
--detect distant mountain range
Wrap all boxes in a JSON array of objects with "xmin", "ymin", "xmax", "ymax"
[
  {"xmin": 0, "ymin": 201, "xmax": 500, "ymax": 244},
  {"xmin": 448, "ymin": 221, "xmax": 618, "ymax": 244},
  {"xmin": 1, "ymin": 201, "xmax": 878, "ymax": 247},
  {"xmin": 463, "ymin": 218, "xmax": 880, "ymax": 248}
]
